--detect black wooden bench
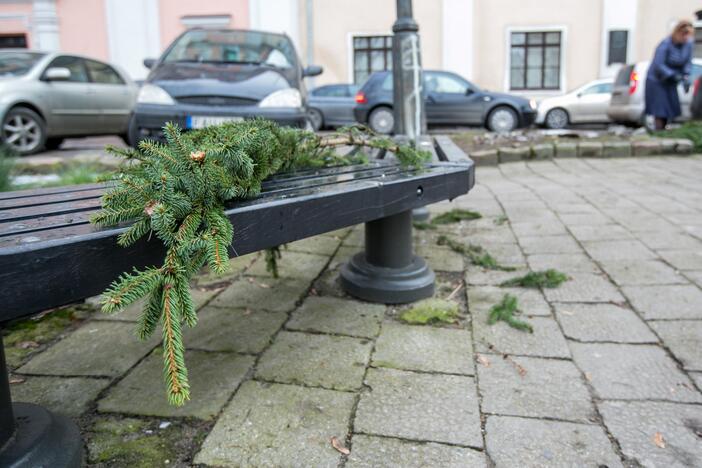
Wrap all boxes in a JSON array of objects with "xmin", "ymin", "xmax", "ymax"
[{"xmin": 0, "ymin": 140, "xmax": 474, "ymax": 467}]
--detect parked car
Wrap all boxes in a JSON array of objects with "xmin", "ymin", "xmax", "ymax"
[
  {"xmin": 0, "ymin": 50, "xmax": 137, "ymax": 155},
  {"xmin": 131, "ymin": 28, "xmax": 322, "ymax": 145},
  {"xmin": 354, "ymin": 70, "xmax": 536, "ymax": 134},
  {"xmin": 536, "ymin": 79, "xmax": 613, "ymax": 129},
  {"xmin": 690, "ymin": 75, "xmax": 702, "ymax": 119},
  {"xmin": 307, "ymin": 83, "xmax": 359, "ymax": 130},
  {"xmin": 607, "ymin": 59, "xmax": 702, "ymax": 126}
]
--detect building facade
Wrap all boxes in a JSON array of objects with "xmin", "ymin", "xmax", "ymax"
[{"xmin": 1, "ymin": 0, "xmax": 700, "ymax": 96}]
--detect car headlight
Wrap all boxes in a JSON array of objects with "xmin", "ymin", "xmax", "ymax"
[
  {"xmin": 137, "ymin": 84, "xmax": 175, "ymax": 105},
  {"xmin": 258, "ymin": 88, "xmax": 302, "ymax": 108},
  {"xmin": 529, "ymin": 99, "xmax": 537, "ymax": 110}
]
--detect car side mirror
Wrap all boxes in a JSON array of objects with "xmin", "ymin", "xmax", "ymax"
[
  {"xmin": 44, "ymin": 67, "xmax": 71, "ymax": 81},
  {"xmin": 303, "ymin": 65, "xmax": 323, "ymax": 77},
  {"xmin": 465, "ymin": 88, "xmax": 474, "ymax": 95},
  {"xmin": 143, "ymin": 58, "xmax": 157, "ymax": 69},
  {"xmin": 576, "ymin": 92, "xmax": 583, "ymax": 98}
]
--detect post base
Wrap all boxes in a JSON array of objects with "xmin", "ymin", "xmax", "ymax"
[
  {"xmin": 340, "ymin": 252, "xmax": 435, "ymax": 303},
  {"xmin": 412, "ymin": 207, "xmax": 430, "ymax": 222},
  {"xmin": 0, "ymin": 403, "xmax": 83, "ymax": 468}
]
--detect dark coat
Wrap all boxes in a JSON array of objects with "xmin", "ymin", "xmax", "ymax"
[{"xmin": 645, "ymin": 37, "xmax": 692, "ymax": 119}]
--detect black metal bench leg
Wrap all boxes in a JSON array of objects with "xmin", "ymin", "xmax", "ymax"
[
  {"xmin": 0, "ymin": 334, "xmax": 83, "ymax": 468},
  {"xmin": 341, "ymin": 210, "xmax": 435, "ymax": 303}
]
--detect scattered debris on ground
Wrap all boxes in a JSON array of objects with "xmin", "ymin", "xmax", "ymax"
[
  {"xmin": 500, "ymin": 269, "xmax": 568, "ymax": 288},
  {"xmin": 400, "ymin": 298, "xmax": 459, "ymax": 325},
  {"xmin": 487, "ymin": 294, "xmax": 533, "ymax": 333},
  {"xmin": 413, "ymin": 209, "xmax": 482, "ymax": 230},
  {"xmin": 437, "ymin": 235, "xmax": 516, "ymax": 271}
]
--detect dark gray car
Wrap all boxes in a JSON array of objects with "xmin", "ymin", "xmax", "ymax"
[{"xmin": 307, "ymin": 84, "xmax": 359, "ymax": 130}]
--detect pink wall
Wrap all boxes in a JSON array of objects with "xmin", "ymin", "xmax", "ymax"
[
  {"xmin": 56, "ymin": 0, "xmax": 109, "ymax": 60},
  {"xmin": 158, "ymin": 0, "xmax": 249, "ymax": 48},
  {"xmin": 0, "ymin": 2, "xmax": 34, "ymax": 48}
]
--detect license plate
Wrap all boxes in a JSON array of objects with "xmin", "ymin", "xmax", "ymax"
[{"xmin": 186, "ymin": 115, "xmax": 243, "ymax": 129}]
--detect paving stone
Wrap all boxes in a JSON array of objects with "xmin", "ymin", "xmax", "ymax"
[
  {"xmin": 355, "ymin": 368, "xmax": 482, "ymax": 447},
  {"xmin": 583, "ymin": 239, "xmax": 656, "ymax": 262},
  {"xmin": 603, "ymin": 141, "xmax": 632, "ymax": 157},
  {"xmin": 184, "ymin": 307, "xmax": 286, "ymax": 353},
  {"xmin": 247, "ymin": 250, "xmax": 329, "ymax": 280},
  {"xmin": 657, "ymin": 249, "xmax": 702, "ymax": 271},
  {"xmin": 543, "ymin": 272, "xmax": 624, "ymax": 303},
  {"xmin": 477, "ymin": 355, "xmax": 594, "ymax": 422},
  {"xmin": 577, "ymin": 141, "xmax": 603, "ymax": 157},
  {"xmin": 511, "ymin": 221, "xmax": 568, "ymax": 237},
  {"xmin": 569, "ymin": 343, "xmax": 701, "ymax": 402},
  {"xmin": 530, "ymin": 143, "xmax": 554, "ymax": 159},
  {"xmin": 17, "ymin": 321, "xmax": 156, "ymax": 377},
  {"xmin": 622, "ymin": 285, "xmax": 702, "ymax": 320},
  {"xmin": 416, "ymin": 245, "xmax": 464, "ymax": 272},
  {"xmin": 554, "ymin": 142, "xmax": 577, "ymax": 158},
  {"xmin": 485, "ymin": 416, "xmax": 622, "ymax": 468},
  {"xmin": 469, "ymin": 149, "xmax": 498, "ymax": 166},
  {"xmin": 194, "ymin": 253, "xmax": 259, "ymax": 286},
  {"xmin": 286, "ymin": 234, "xmax": 341, "ymax": 256},
  {"xmin": 346, "ymin": 435, "xmax": 486, "ymax": 468},
  {"xmin": 554, "ymin": 303, "xmax": 657, "ymax": 343},
  {"xmin": 692, "ymin": 372, "xmax": 702, "ymax": 389},
  {"xmin": 210, "ymin": 276, "xmax": 309, "ymax": 312},
  {"xmin": 256, "ymin": 331, "xmax": 372, "ymax": 391},
  {"xmin": 195, "ymin": 381, "xmax": 355, "ymax": 467},
  {"xmin": 568, "ymin": 224, "xmax": 633, "ymax": 241},
  {"xmin": 90, "ymin": 287, "xmax": 218, "ymax": 322},
  {"xmin": 475, "ymin": 242, "xmax": 526, "ymax": 266},
  {"xmin": 519, "ymin": 235, "xmax": 582, "ymax": 255},
  {"xmin": 527, "ymin": 253, "xmax": 600, "ymax": 274},
  {"xmin": 675, "ymin": 138, "xmax": 694, "ymax": 153},
  {"xmin": 372, "ymin": 322, "xmax": 474, "ymax": 375},
  {"xmin": 599, "ymin": 259, "xmax": 687, "ymax": 286},
  {"xmin": 464, "ymin": 266, "xmax": 530, "ymax": 286},
  {"xmin": 473, "ymin": 309, "xmax": 570, "ymax": 358},
  {"xmin": 287, "ymin": 296, "xmax": 385, "ymax": 338},
  {"xmin": 560, "ymin": 212, "xmax": 613, "ymax": 226},
  {"xmin": 649, "ymin": 320, "xmax": 702, "ymax": 371},
  {"xmin": 632, "ymin": 139, "xmax": 661, "ymax": 156},
  {"xmin": 343, "ymin": 228, "xmax": 365, "ymax": 247},
  {"xmin": 98, "ymin": 350, "xmax": 253, "ymax": 419},
  {"xmin": 687, "ymin": 270, "xmax": 702, "ymax": 288},
  {"xmin": 499, "ymin": 146, "xmax": 529, "ymax": 163},
  {"xmin": 10, "ymin": 375, "xmax": 110, "ymax": 417},
  {"xmin": 638, "ymin": 232, "xmax": 702, "ymax": 250},
  {"xmin": 468, "ymin": 285, "xmax": 551, "ymax": 317},
  {"xmin": 599, "ymin": 400, "xmax": 702, "ymax": 468}
]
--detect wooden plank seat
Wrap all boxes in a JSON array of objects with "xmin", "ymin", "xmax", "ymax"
[{"xmin": 0, "ymin": 141, "xmax": 474, "ymax": 467}]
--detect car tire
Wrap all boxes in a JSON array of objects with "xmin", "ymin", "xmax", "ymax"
[
  {"xmin": 308, "ymin": 108, "xmax": 323, "ymax": 132},
  {"xmin": 544, "ymin": 108, "xmax": 569, "ymax": 129},
  {"xmin": 1, "ymin": 106, "xmax": 47, "ymax": 156},
  {"xmin": 368, "ymin": 106, "xmax": 394, "ymax": 134},
  {"xmin": 487, "ymin": 106, "xmax": 518, "ymax": 133},
  {"xmin": 44, "ymin": 137, "xmax": 64, "ymax": 151},
  {"xmin": 127, "ymin": 115, "xmax": 141, "ymax": 148}
]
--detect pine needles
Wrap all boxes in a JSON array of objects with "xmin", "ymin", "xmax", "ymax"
[
  {"xmin": 437, "ymin": 235, "xmax": 516, "ymax": 271},
  {"xmin": 500, "ymin": 269, "xmax": 569, "ymax": 288},
  {"xmin": 488, "ymin": 294, "xmax": 533, "ymax": 333},
  {"xmin": 92, "ymin": 120, "xmax": 429, "ymax": 405}
]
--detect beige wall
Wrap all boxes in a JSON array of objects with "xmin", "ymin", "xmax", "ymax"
[
  {"xmin": 310, "ymin": 0, "xmax": 443, "ymax": 85},
  {"xmin": 635, "ymin": 0, "xmax": 699, "ymax": 63}
]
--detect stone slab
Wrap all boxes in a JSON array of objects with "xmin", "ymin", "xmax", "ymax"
[
  {"xmin": 599, "ymin": 400, "xmax": 702, "ymax": 468},
  {"xmin": 577, "ymin": 141, "xmax": 603, "ymax": 158},
  {"xmin": 210, "ymin": 276, "xmax": 309, "ymax": 312},
  {"xmin": 98, "ymin": 350, "xmax": 253, "ymax": 419},
  {"xmin": 468, "ymin": 286, "xmax": 551, "ymax": 317},
  {"xmin": 649, "ymin": 320, "xmax": 702, "ymax": 371},
  {"xmin": 554, "ymin": 142, "xmax": 577, "ymax": 158},
  {"xmin": 247, "ymin": 250, "xmax": 329, "ymax": 280},
  {"xmin": 469, "ymin": 149, "xmax": 498, "ymax": 166},
  {"xmin": 485, "ymin": 416, "xmax": 623, "ymax": 468},
  {"xmin": 355, "ymin": 368, "xmax": 482, "ymax": 447},
  {"xmin": 255, "ymin": 331, "xmax": 372, "ymax": 391},
  {"xmin": 465, "ymin": 266, "xmax": 530, "ymax": 287},
  {"xmin": 599, "ymin": 260, "xmax": 687, "ymax": 286},
  {"xmin": 622, "ymin": 285, "xmax": 702, "ymax": 320},
  {"xmin": 583, "ymin": 240, "xmax": 656, "ymax": 262},
  {"xmin": 527, "ymin": 253, "xmax": 600, "ymax": 274},
  {"xmin": 184, "ymin": 307, "xmax": 286, "ymax": 353},
  {"xmin": 286, "ymin": 235, "xmax": 341, "ymax": 256},
  {"xmin": 530, "ymin": 143, "xmax": 554, "ymax": 160},
  {"xmin": 499, "ymin": 146, "xmax": 529, "ymax": 163},
  {"xmin": 543, "ymin": 273, "xmax": 624, "ymax": 303},
  {"xmin": 17, "ymin": 321, "xmax": 156, "ymax": 377},
  {"xmin": 632, "ymin": 139, "xmax": 661, "ymax": 156},
  {"xmin": 570, "ymin": 343, "xmax": 701, "ymax": 402},
  {"xmin": 602, "ymin": 141, "xmax": 632, "ymax": 158},
  {"xmin": 10, "ymin": 375, "xmax": 110, "ymax": 417},
  {"xmin": 656, "ymin": 249, "xmax": 702, "ymax": 271},
  {"xmin": 554, "ymin": 303, "xmax": 657, "ymax": 343},
  {"xmin": 416, "ymin": 245, "xmax": 464, "ymax": 272},
  {"xmin": 568, "ymin": 224, "xmax": 633, "ymax": 242},
  {"xmin": 372, "ymin": 322, "xmax": 474, "ymax": 375},
  {"xmin": 287, "ymin": 296, "xmax": 385, "ymax": 338},
  {"xmin": 346, "ymin": 435, "xmax": 486, "ymax": 468},
  {"xmin": 195, "ymin": 381, "xmax": 355, "ymax": 467},
  {"xmin": 477, "ymin": 355, "xmax": 594, "ymax": 422},
  {"xmin": 519, "ymin": 235, "xmax": 582, "ymax": 255}
]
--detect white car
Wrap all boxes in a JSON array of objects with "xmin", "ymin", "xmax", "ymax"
[{"xmin": 536, "ymin": 79, "xmax": 613, "ymax": 129}]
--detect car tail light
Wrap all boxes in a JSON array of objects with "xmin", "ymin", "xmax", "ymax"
[
  {"xmin": 355, "ymin": 91, "xmax": 367, "ymax": 104},
  {"xmin": 694, "ymin": 77, "xmax": 701, "ymax": 96},
  {"xmin": 628, "ymin": 71, "xmax": 639, "ymax": 95}
]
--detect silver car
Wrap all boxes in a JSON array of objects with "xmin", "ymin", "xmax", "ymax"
[
  {"xmin": 307, "ymin": 83, "xmax": 359, "ymax": 131},
  {"xmin": 536, "ymin": 79, "xmax": 613, "ymax": 129},
  {"xmin": 0, "ymin": 50, "xmax": 138, "ymax": 155}
]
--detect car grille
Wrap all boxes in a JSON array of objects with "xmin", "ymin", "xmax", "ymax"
[{"xmin": 176, "ymin": 96, "xmax": 259, "ymax": 106}]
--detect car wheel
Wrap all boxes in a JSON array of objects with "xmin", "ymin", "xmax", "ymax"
[
  {"xmin": 44, "ymin": 137, "xmax": 64, "ymax": 151},
  {"xmin": 368, "ymin": 106, "xmax": 394, "ymax": 134},
  {"xmin": 487, "ymin": 106, "xmax": 518, "ymax": 133},
  {"xmin": 127, "ymin": 115, "xmax": 141, "ymax": 148},
  {"xmin": 308, "ymin": 108, "xmax": 323, "ymax": 131},
  {"xmin": 544, "ymin": 108, "xmax": 569, "ymax": 129},
  {"xmin": 2, "ymin": 107, "xmax": 47, "ymax": 155}
]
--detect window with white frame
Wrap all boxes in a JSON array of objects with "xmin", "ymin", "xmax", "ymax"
[
  {"xmin": 607, "ymin": 30, "xmax": 628, "ymax": 65},
  {"xmin": 353, "ymin": 35, "xmax": 392, "ymax": 84},
  {"xmin": 509, "ymin": 31, "xmax": 561, "ymax": 90}
]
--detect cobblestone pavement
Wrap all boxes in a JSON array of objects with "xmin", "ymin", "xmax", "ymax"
[{"xmin": 6, "ymin": 155, "xmax": 702, "ymax": 467}]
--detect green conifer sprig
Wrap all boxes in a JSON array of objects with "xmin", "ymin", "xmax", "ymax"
[{"xmin": 92, "ymin": 120, "xmax": 429, "ymax": 405}]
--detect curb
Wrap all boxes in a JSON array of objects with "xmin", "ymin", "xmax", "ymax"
[{"xmin": 461, "ymin": 137, "xmax": 694, "ymax": 166}]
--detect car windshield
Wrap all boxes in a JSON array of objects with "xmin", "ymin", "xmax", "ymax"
[
  {"xmin": 162, "ymin": 30, "xmax": 297, "ymax": 68},
  {"xmin": 0, "ymin": 51, "xmax": 45, "ymax": 77}
]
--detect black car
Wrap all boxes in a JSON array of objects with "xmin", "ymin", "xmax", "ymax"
[
  {"xmin": 354, "ymin": 70, "xmax": 537, "ymax": 133},
  {"xmin": 692, "ymin": 76, "xmax": 702, "ymax": 120},
  {"xmin": 307, "ymin": 83, "xmax": 359, "ymax": 130},
  {"xmin": 130, "ymin": 28, "xmax": 322, "ymax": 144}
]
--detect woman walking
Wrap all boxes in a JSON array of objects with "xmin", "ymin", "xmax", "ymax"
[{"xmin": 645, "ymin": 20, "xmax": 694, "ymax": 130}]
